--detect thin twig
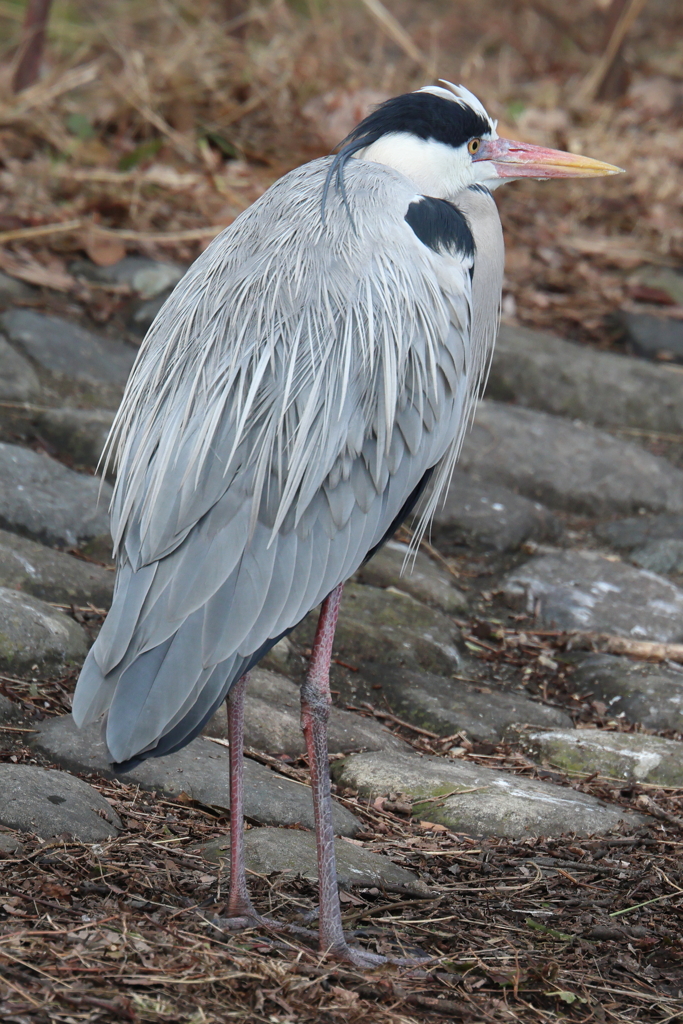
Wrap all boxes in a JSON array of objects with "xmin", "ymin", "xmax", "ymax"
[
  {"xmin": 357, "ymin": 0, "xmax": 425, "ymax": 66},
  {"xmin": 0, "ymin": 219, "xmax": 83, "ymax": 244},
  {"xmin": 574, "ymin": 0, "xmax": 649, "ymax": 106}
]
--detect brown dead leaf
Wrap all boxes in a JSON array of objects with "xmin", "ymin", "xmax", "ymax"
[
  {"xmin": 83, "ymin": 229, "xmax": 127, "ymax": 267},
  {"xmin": 0, "ymin": 249, "xmax": 76, "ymax": 291}
]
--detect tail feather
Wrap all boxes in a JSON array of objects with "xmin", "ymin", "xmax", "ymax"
[{"xmin": 72, "ymin": 646, "xmax": 111, "ymax": 727}]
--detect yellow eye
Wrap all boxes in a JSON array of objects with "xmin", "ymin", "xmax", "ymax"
[{"xmin": 468, "ymin": 138, "xmax": 481, "ymax": 155}]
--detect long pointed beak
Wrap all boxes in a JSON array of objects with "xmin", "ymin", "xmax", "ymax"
[{"xmin": 475, "ymin": 137, "xmax": 624, "ymax": 179}]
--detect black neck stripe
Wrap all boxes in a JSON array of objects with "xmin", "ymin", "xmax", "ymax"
[{"xmin": 405, "ymin": 197, "xmax": 475, "ymax": 261}]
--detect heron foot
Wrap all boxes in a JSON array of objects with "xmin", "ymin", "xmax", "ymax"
[
  {"xmin": 210, "ymin": 909, "xmax": 319, "ymax": 941},
  {"xmin": 327, "ymin": 940, "xmax": 434, "ymax": 969},
  {"xmin": 210, "ymin": 913, "xmax": 431, "ymax": 967}
]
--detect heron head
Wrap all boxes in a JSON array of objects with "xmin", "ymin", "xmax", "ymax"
[{"xmin": 337, "ymin": 80, "xmax": 622, "ymax": 199}]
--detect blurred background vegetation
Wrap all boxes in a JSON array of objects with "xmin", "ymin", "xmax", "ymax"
[{"xmin": 0, "ymin": 0, "xmax": 681, "ymax": 345}]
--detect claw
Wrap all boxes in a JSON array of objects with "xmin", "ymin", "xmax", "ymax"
[{"xmin": 211, "ymin": 910, "xmax": 320, "ymax": 942}]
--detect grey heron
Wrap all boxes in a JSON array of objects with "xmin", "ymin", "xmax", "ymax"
[{"xmin": 73, "ymin": 81, "xmax": 621, "ymax": 966}]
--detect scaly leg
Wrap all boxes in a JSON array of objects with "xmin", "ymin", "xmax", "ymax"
[
  {"xmin": 218, "ymin": 673, "xmax": 319, "ymax": 939},
  {"xmin": 216, "ymin": 601, "xmax": 428, "ymax": 965},
  {"xmin": 300, "ymin": 584, "xmax": 387, "ymax": 966},
  {"xmin": 225, "ymin": 672, "xmax": 257, "ymax": 920}
]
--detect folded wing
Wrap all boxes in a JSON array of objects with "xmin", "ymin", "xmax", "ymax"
[{"xmin": 73, "ymin": 162, "xmax": 497, "ymax": 767}]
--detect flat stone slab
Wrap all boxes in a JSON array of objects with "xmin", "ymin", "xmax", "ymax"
[
  {"xmin": 486, "ymin": 323, "xmax": 683, "ymax": 434},
  {"xmin": 0, "ymin": 309, "xmax": 136, "ymax": 388},
  {"xmin": 519, "ymin": 729, "xmax": 683, "ymax": 787},
  {"xmin": 33, "ymin": 408, "xmax": 115, "ymax": 472},
  {"xmin": 34, "ymin": 715, "xmax": 360, "ymax": 837},
  {"xmin": 630, "ymin": 539, "xmax": 683, "ymax": 576},
  {"xmin": 354, "ymin": 540, "xmax": 466, "ymax": 612},
  {"xmin": 0, "ymin": 334, "xmax": 40, "ymax": 401},
  {"xmin": 334, "ymin": 750, "xmax": 643, "ymax": 838},
  {"xmin": 0, "ymin": 442, "xmax": 112, "ymax": 547},
  {"xmin": 459, "ymin": 401, "xmax": 683, "ymax": 516},
  {"xmin": 353, "ymin": 665, "xmax": 572, "ymax": 742},
  {"xmin": 596, "ymin": 514, "xmax": 683, "ymax": 552},
  {"xmin": 0, "ymin": 764, "xmax": 121, "ymax": 841},
  {"xmin": 292, "ymin": 583, "xmax": 465, "ymax": 678},
  {"xmin": 204, "ymin": 668, "xmax": 408, "ymax": 755},
  {"xmin": 0, "ymin": 587, "xmax": 89, "ymax": 671},
  {"xmin": 0, "ymin": 529, "xmax": 113, "ymax": 607},
  {"xmin": 199, "ymin": 827, "xmax": 425, "ymax": 894},
  {"xmin": 503, "ymin": 550, "xmax": 683, "ymax": 642},
  {"xmin": 431, "ymin": 468, "xmax": 561, "ymax": 552},
  {"xmin": 571, "ymin": 653, "xmax": 683, "ymax": 732}
]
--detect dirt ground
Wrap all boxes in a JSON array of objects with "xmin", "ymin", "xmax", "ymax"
[{"xmin": 0, "ymin": 0, "xmax": 682, "ymax": 348}]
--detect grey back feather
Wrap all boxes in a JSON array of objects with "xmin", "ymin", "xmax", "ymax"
[{"xmin": 73, "ymin": 158, "xmax": 503, "ymax": 764}]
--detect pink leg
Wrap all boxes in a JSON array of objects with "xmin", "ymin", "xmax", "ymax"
[
  {"xmin": 219, "ymin": 674, "xmax": 320, "ymax": 938},
  {"xmin": 216, "ymin": 602, "xmax": 427, "ymax": 966},
  {"xmin": 300, "ymin": 584, "xmax": 386, "ymax": 965},
  {"xmin": 226, "ymin": 672, "xmax": 256, "ymax": 919}
]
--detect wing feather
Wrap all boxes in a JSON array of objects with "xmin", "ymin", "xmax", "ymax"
[{"xmin": 74, "ymin": 163, "xmax": 502, "ymax": 766}]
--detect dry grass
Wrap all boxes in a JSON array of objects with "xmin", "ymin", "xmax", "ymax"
[{"xmin": 0, "ymin": 0, "xmax": 681, "ymax": 342}]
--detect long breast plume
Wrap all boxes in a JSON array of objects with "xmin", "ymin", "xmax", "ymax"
[{"xmin": 102, "ymin": 159, "xmax": 453, "ymax": 559}]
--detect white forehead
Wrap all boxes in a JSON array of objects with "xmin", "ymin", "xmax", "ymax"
[{"xmin": 417, "ymin": 80, "xmax": 497, "ymax": 136}]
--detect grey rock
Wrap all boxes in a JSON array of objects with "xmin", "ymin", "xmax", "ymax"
[
  {"xmin": 571, "ymin": 653, "xmax": 683, "ymax": 732},
  {"xmin": 0, "ymin": 442, "xmax": 111, "ymax": 547},
  {"xmin": 199, "ymin": 827, "xmax": 425, "ymax": 894},
  {"xmin": 0, "ymin": 334, "xmax": 41, "ymax": 401},
  {"xmin": 69, "ymin": 257, "xmax": 185, "ymax": 299},
  {"xmin": 203, "ymin": 667, "xmax": 408, "ymax": 754},
  {"xmin": 596, "ymin": 514, "xmax": 683, "ymax": 551},
  {"xmin": 459, "ymin": 401, "xmax": 683, "ymax": 516},
  {"xmin": 259, "ymin": 636, "xmax": 302, "ymax": 678},
  {"xmin": 0, "ymin": 271, "xmax": 34, "ymax": 301},
  {"xmin": 0, "ymin": 832, "xmax": 23, "ymax": 854},
  {"xmin": 128, "ymin": 294, "xmax": 170, "ymax": 337},
  {"xmin": 630, "ymin": 539, "xmax": 683, "ymax": 575},
  {"xmin": 291, "ymin": 583, "xmax": 465, "ymax": 677},
  {"xmin": 0, "ymin": 587, "xmax": 89, "ymax": 671},
  {"xmin": 431, "ymin": 468, "xmax": 561, "ymax": 552},
  {"xmin": 334, "ymin": 750, "xmax": 643, "ymax": 838},
  {"xmin": 0, "ymin": 528, "xmax": 113, "ymax": 607},
  {"xmin": 0, "ymin": 764, "xmax": 120, "ymax": 841},
  {"xmin": 1, "ymin": 309, "xmax": 136, "ymax": 388},
  {"xmin": 34, "ymin": 715, "xmax": 360, "ymax": 837},
  {"xmin": 503, "ymin": 550, "xmax": 683, "ymax": 642},
  {"xmin": 619, "ymin": 311, "xmax": 683, "ymax": 364},
  {"xmin": 487, "ymin": 323, "xmax": 683, "ymax": 434},
  {"xmin": 33, "ymin": 408, "xmax": 115, "ymax": 471},
  {"xmin": 352, "ymin": 664, "xmax": 572, "ymax": 742},
  {"xmin": 519, "ymin": 729, "xmax": 683, "ymax": 787},
  {"xmin": 0, "ymin": 693, "xmax": 25, "ymax": 724},
  {"xmin": 354, "ymin": 540, "xmax": 467, "ymax": 612}
]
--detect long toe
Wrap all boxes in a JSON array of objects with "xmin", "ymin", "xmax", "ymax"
[
  {"xmin": 326, "ymin": 939, "xmax": 435, "ymax": 969},
  {"xmin": 211, "ymin": 910, "xmax": 320, "ymax": 942}
]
